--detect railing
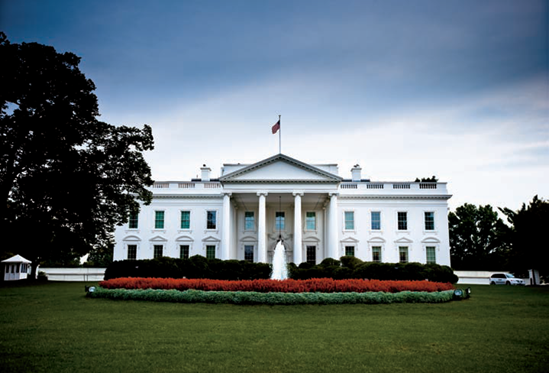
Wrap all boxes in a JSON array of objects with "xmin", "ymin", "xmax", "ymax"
[
  {"xmin": 419, "ymin": 183, "xmax": 437, "ymax": 189},
  {"xmin": 204, "ymin": 183, "xmax": 221, "ymax": 188},
  {"xmin": 178, "ymin": 183, "xmax": 195, "ymax": 189},
  {"xmin": 340, "ymin": 183, "xmax": 358, "ymax": 189},
  {"xmin": 392, "ymin": 183, "xmax": 411, "ymax": 189},
  {"xmin": 153, "ymin": 182, "xmax": 170, "ymax": 188},
  {"xmin": 366, "ymin": 183, "xmax": 384, "ymax": 189}
]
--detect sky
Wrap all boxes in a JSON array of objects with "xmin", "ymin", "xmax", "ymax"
[{"xmin": 1, "ymin": 0, "xmax": 548, "ymax": 211}]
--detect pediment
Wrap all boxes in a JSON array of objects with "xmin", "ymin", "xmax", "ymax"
[
  {"xmin": 123, "ymin": 235, "xmax": 142, "ymax": 242},
  {"xmin": 175, "ymin": 235, "xmax": 194, "ymax": 242},
  {"xmin": 220, "ymin": 154, "xmax": 342, "ymax": 183},
  {"xmin": 303, "ymin": 236, "xmax": 320, "ymax": 242},
  {"xmin": 421, "ymin": 237, "xmax": 441, "ymax": 243},
  {"xmin": 395, "ymin": 237, "xmax": 413, "ymax": 244},
  {"xmin": 202, "ymin": 235, "xmax": 221, "ymax": 243},
  {"xmin": 341, "ymin": 237, "xmax": 359, "ymax": 243},
  {"xmin": 240, "ymin": 235, "xmax": 257, "ymax": 243},
  {"xmin": 150, "ymin": 235, "xmax": 167, "ymax": 242},
  {"xmin": 368, "ymin": 237, "xmax": 386, "ymax": 243}
]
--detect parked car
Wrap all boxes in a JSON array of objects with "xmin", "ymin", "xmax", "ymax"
[{"xmin": 490, "ymin": 273, "xmax": 525, "ymax": 285}]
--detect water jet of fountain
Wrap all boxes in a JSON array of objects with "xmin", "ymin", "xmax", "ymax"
[{"xmin": 271, "ymin": 240, "xmax": 288, "ymax": 280}]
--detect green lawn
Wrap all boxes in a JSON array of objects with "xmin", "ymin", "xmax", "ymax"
[{"xmin": 1, "ymin": 282, "xmax": 548, "ymax": 373}]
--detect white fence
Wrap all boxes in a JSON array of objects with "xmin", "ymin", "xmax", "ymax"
[{"xmin": 40, "ymin": 267, "xmax": 106, "ymax": 282}]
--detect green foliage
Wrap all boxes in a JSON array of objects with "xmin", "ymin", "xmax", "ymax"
[
  {"xmin": 0, "ymin": 33, "xmax": 154, "ymax": 275},
  {"xmin": 290, "ymin": 258, "xmax": 458, "ymax": 283},
  {"xmin": 88, "ymin": 287, "xmax": 455, "ymax": 305},
  {"xmin": 104, "ymin": 256, "xmax": 272, "ymax": 281},
  {"xmin": 500, "ymin": 195, "xmax": 549, "ymax": 277},
  {"xmin": 415, "ymin": 176, "xmax": 438, "ymax": 182},
  {"xmin": 84, "ymin": 244, "xmax": 114, "ymax": 267},
  {"xmin": 449, "ymin": 203, "xmax": 510, "ymax": 270}
]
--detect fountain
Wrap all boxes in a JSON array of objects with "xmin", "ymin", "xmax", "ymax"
[{"xmin": 271, "ymin": 240, "xmax": 288, "ymax": 280}]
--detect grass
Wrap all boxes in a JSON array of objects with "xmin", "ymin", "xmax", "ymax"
[{"xmin": 1, "ymin": 282, "xmax": 548, "ymax": 373}]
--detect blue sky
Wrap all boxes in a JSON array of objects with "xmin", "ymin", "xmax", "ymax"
[{"xmin": 1, "ymin": 0, "xmax": 547, "ymax": 210}]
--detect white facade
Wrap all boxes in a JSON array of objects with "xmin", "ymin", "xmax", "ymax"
[{"xmin": 114, "ymin": 154, "xmax": 452, "ymax": 266}]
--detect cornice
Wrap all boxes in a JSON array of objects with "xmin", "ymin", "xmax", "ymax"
[
  {"xmin": 154, "ymin": 195, "xmax": 224, "ymax": 200},
  {"xmin": 338, "ymin": 194, "xmax": 453, "ymax": 200}
]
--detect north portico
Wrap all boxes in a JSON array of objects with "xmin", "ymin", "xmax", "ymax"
[{"xmin": 114, "ymin": 153, "xmax": 452, "ymax": 266}]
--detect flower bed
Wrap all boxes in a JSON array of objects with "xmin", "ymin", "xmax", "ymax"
[
  {"xmin": 88, "ymin": 288, "xmax": 456, "ymax": 305},
  {"xmin": 99, "ymin": 277, "xmax": 454, "ymax": 293}
]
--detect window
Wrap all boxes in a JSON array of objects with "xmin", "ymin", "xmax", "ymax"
[
  {"xmin": 129, "ymin": 211, "xmax": 138, "ymax": 229},
  {"xmin": 206, "ymin": 245, "xmax": 216, "ymax": 259},
  {"xmin": 306, "ymin": 212, "xmax": 316, "ymax": 230},
  {"xmin": 245, "ymin": 212, "xmax": 255, "ymax": 230},
  {"xmin": 306, "ymin": 245, "xmax": 316, "ymax": 265},
  {"xmin": 153, "ymin": 245, "xmax": 163, "ymax": 259},
  {"xmin": 344, "ymin": 211, "xmax": 355, "ymax": 230},
  {"xmin": 345, "ymin": 246, "xmax": 355, "ymax": 256},
  {"xmin": 424, "ymin": 212, "xmax": 435, "ymax": 231},
  {"xmin": 180, "ymin": 245, "xmax": 189, "ymax": 259},
  {"xmin": 155, "ymin": 211, "xmax": 165, "ymax": 229},
  {"xmin": 275, "ymin": 211, "xmax": 285, "ymax": 231},
  {"xmin": 399, "ymin": 246, "xmax": 409, "ymax": 263},
  {"xmin": 372, "ymin": 246, "xmax": 381, "ymax": 262},
  {"xmin": 426, "ymin": 246, "xmax": 436, "ymax": 264},
  {"xmin": 397, "ymin": 212, "xmax": 407, "ymax": 230},
  {"xmin": 207, "ymin": 211, "xmax": 217, "ymax": 229},
  {"xmin": 181, "ymin": 211, "xmax": 191, "ymax": 229},
  {"xmin": 371, "ymin": 211, "xmax": 381, "ymax": 230},
  {"xmin": 127, "ymin": 245, "xmax": 137, "ymax": 260},
  {"xmin": 244, "ymin": 245, "xmax": 254, "ymax": 262}
]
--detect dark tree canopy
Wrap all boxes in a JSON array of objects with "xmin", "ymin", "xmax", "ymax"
[
  {"xmin": 0, "ymin": 33, "xmax": 154, "ymax": 272},
  {"xmin": 500, "ymin": 196, "xmax": 549, "ymax": 277},
  {"xmin": 449, "ymin": 203, "xmax": 510, "ymax": 270},
  {"xmin": 415, "ymin": 176, "xmax": 438, "ymax": 182}
]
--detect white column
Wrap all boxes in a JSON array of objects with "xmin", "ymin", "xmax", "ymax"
[
  {"xmin": 328, "ymin": 193, "xmax": 339, "ymax": 259},
  {"xmin": 293, "ymin": 192, "xmax": 303, "ymax": 264},
  {"xmin": 257, "ymin": 192, "xmax": 268, "ymax": 263},
  {"xmin": 221, "ymin": 193, "xmax": 231, "ymax": 260}
]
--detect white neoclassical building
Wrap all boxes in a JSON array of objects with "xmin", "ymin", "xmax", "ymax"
[{"xmin": 113, "ymin": 154, "xmax": 452, "ymax": 266}]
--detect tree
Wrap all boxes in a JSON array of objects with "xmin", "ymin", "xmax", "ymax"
[
  {"xmin": 415, "ymin": 176, "xmax": 438, "ymax": 182},
  {"xmin": 500, "ymin": 196, "xmax": 549, "ymax": 277},
  {"xmin": 0, "ymin": 33, "xmax": 154, "ymax": 276},
  {"xmin": 449, "ymin": 204, "xmax": 510, "ymax": 270}
]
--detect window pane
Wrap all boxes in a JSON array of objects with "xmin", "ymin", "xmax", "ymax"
[
  {"xmin": 371, "ymin": 211, "xmax": 381, "ymax": 230},
  {"xmin": 372, "ymin": 246, "xmax": 381, "ymax": 262},
  {"xmin": 206, "ymin": 245, "xmax": 216, "ymax": 259},
  {"xmin": 275, "ymin": 211, "xmax": 285, "ymax": 231},
  {"xmin": 129, "ymin": 212, "xmax": 139, "ymax": 229},
  {"xmin": 127, "ymin": 245, "xmax": 137, "ymax": 260},
  {"xmin": 244, "ymin": 245, "xmax": 254, "ymax": 262},
  {"xmin": 306, "ymin": 212, "xmax": 316, "ymax": 230},
  {"xmin": 180, "ymin": 245, "xmax": 189, "ymax": 259},
  {"xmin": 426, "ymin": 246, "xmax": 436, "ymax": 264},
  {"xmin": 155, "ymin": 211, "xmax": 164, "ymax": 229},
  {"xmin": 207, "ymin": 211, "xmax": 217, "ymax": 229},
  {"xmin": 345, "ymin": 211, "xmax": 354, "ymax": 230},
  {"xmin": 345, "ymin": 246, "xmax": 355, "ymax": 256},
  {"xmin": 399, "ymin": 246, "xmax": 408, "ymax": 263},
  {"xmin": 424, "ymin": 212, "xmax": 435, "ymax": 230},
  {"xmin": 307, "ymin": 245, "xmax": 316, "ymax": 264},
  {"xmin": 154, "ymin": 245, "xmax": 163, "ymax": 259},
  {"xmin": 181, "ymin": 211, "xmax": 190, "ymax": 229},
  {"xmin": 245, "ymin": 211, "xmax": 255, "ymax": 230},
  {"xmin": 398, "ymin": 212, "xmax": 407, "ymax": 230}
]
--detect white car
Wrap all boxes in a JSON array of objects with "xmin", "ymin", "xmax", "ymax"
[{"xmin": 490, "ymin": 273, "xmax": 525, "ymax": 285}]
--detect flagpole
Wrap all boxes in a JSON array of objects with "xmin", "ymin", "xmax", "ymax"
[{"xmin": 279, "ymin": 115, "xmax": 281, "ymax": 154}]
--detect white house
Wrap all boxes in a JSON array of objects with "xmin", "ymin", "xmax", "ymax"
[{"xmin": 113, "ymin": 154, "xmax": 452, "ymax": 266}]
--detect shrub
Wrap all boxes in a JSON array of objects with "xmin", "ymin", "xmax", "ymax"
[{"xmin": 88, "ymin": 287, "xmax": 455, "ymax": 305}]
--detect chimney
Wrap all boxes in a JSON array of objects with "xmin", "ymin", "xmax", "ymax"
[
  {"xmin": 351, "ymin": 164, "xmax": 362, "ymax": 182},
  {"xmin": 200, "ymin": 164, "xmax": 211, "ymax": 181}
]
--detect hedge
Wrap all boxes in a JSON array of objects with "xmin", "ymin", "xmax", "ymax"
[
  {"xmin": 100, "ymin": 277, "xmax": 454, "ymax": 293},
  {"xmin": 104, "ymin": 256, "xmax": 458, "ymax": 283},
  {"xmin": 87, "ymin": 287, "xmax": 456, "ymax": 305}
]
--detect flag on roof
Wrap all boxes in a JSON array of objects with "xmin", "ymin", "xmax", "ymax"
[{"xmin": 272, "ymin": 120, "xmax": 280, "ymax": 134}]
